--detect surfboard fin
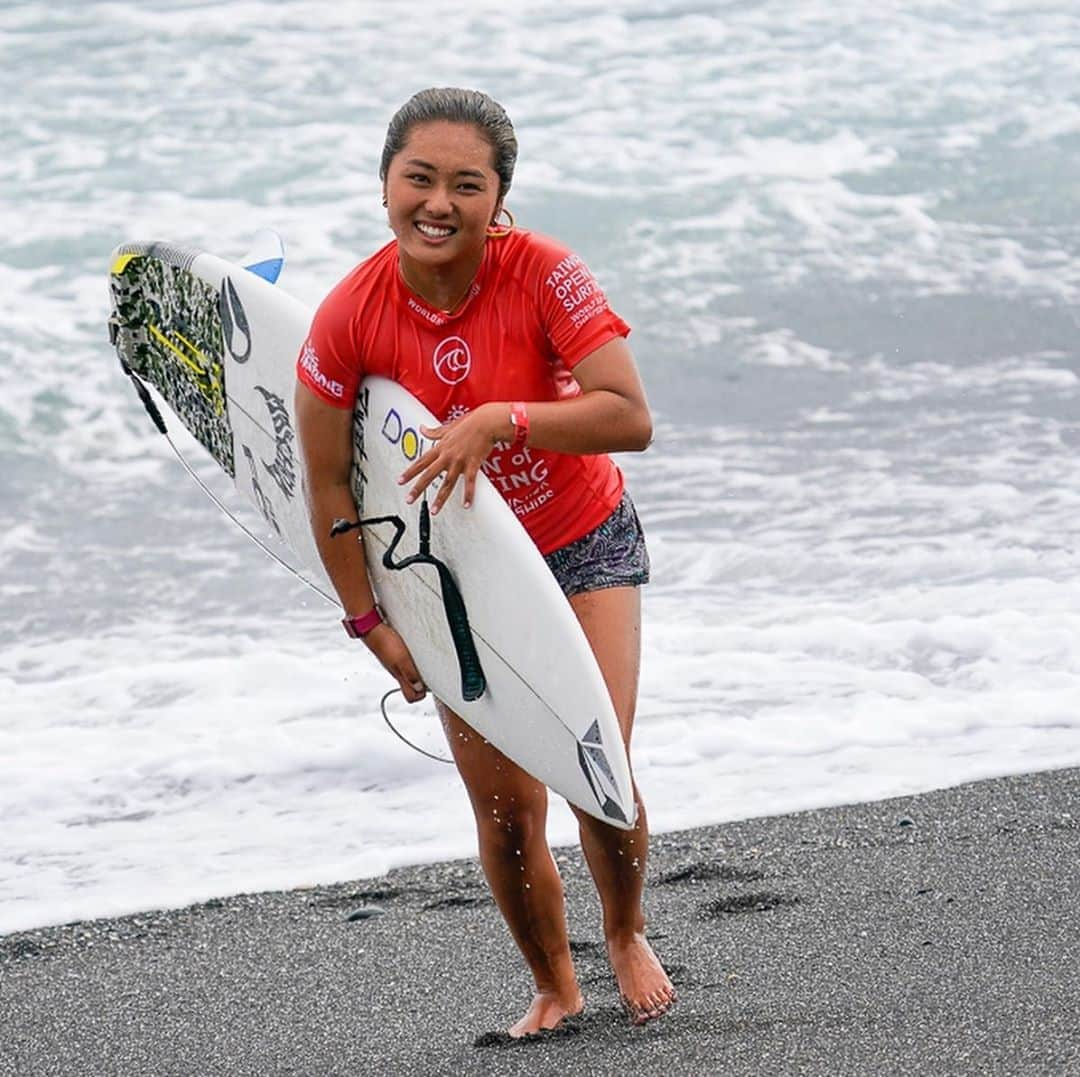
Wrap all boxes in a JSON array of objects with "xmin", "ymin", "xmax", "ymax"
[{"xmin": 240, "ymin": 229, "xmax": 285, "ymax": 284}]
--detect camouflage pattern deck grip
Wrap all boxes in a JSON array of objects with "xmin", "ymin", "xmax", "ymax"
[{"xmin": 109, "ymin": 245, "xmax": 235, "ymax": 477}]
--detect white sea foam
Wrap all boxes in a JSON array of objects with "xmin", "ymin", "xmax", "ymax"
[{"xmin": 3, "ymin": 0, "xmax": 1080, "ymax": 934}]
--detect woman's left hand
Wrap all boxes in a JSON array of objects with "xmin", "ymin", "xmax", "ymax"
[{"xmin": 399, "ymin": 402, "xmax": 507, "ymax": 514}]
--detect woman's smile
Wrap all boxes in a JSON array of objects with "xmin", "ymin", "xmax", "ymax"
[{"xmin": 415, "ymin": 220, "xmax": 457, "ymax": 241}]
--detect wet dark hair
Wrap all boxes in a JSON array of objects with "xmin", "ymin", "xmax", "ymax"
[{"xmin": 379, "ymin": 87, "xmax": 518, "ymax": 201}]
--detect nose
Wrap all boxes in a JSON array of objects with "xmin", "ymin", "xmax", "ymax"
[{"xmin": 423, "ymin": 182, "xmax": 453, "ymax": 217}]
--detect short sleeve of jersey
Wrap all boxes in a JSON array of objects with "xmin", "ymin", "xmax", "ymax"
[
  {"xmin": 295, "ymin": 280, "xmax": 363, "ymax": 409},
  {"xmin": 534, "ymin": 235, "xmax": 631, "ymax": 368}
]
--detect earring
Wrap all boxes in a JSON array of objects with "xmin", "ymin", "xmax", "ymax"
[
  {"xmin": 486, "ymin": 206, "xmax": 515, "ymax": 238},
  {"xmin": 381, "ymin": 195, "xmax": 388, "ymax": 208}
]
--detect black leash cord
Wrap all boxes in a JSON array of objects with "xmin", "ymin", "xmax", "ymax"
[{"xmin": 332, "ymin": 506, "xmax": 487, "ymax": 702}]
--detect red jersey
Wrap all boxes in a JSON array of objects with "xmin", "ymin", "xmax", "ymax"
[{"xmin": 296, "ymin": 228, "xmax": 630, "ymax": 554}]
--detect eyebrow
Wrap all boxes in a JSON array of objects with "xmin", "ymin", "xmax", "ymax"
[{"xmin": 404, "ymin": 157, "xmax": 487, "ymax": 179}]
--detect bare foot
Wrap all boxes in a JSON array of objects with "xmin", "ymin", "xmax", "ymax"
[
  {"xmin": 607, "ymin": 933, "xmax": 677, "ymax": 1025},
  {"xmin": 507, "ymin": 989, "xmax": 585, "ymax": 1038}
]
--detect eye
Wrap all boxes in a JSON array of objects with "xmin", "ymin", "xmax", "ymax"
[{"xmin": 407, "ymin": 173, "xmax": 430, "ymax": 185}]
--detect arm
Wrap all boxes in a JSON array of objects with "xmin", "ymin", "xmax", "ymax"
[
  {"xmin": 294, "ymin": 381, "xmax": 428, "ymax": 703},
  {"xmin": 509, "ymin": 335, "xmax": 653, "ymax": 454},
  {"xmin": 400, "ymin": 336, "xmax": 653, "ymax": 513}
]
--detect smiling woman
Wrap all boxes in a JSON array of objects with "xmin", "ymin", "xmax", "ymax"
[
  {"xmin": 378, "ymin": 89, "xmax": 518, "ymax": 319},
  {"xmin": 293, "ymin": 87, "xmax": 673, "ymax": 1038},
  {"xmin": 384, "ymin": 119, "xmax": 501, "ymax": 314}
]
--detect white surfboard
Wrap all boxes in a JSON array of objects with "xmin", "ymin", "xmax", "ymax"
[{"xmin": 107, "ymin": 237, "xmax": 636, "ymax": 828}]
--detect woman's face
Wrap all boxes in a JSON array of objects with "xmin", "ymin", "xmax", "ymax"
[{"xmin": 383, "ymin": 120, "xmax": 502, "ymax": 272}]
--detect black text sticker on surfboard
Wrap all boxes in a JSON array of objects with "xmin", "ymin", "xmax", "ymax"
[
  {"xmin": 243, "ymin": 444, "xmax": 281, "ymax": 535},
  {"xmin": 253, "ymin": 386, "xmax": 296, "ymax": 501},
  {"xmin": 219, "ymin": 277, "xmax": 252, "ymax": 364},
  {"xmin": 351, "ymin": 385, "xmax": 370, "ymax": 511}
]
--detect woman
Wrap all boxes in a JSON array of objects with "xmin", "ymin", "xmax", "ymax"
[{"xmin": 294, "ymin": 87, "xmax": 675, "ymax": 1036}]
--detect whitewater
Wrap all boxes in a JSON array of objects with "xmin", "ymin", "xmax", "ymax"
[{"xmin": 2, "ymin": 0, "xmax": 1079, "ymax": 934}]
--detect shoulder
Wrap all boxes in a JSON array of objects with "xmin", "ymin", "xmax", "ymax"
[
  {"xmin": 495, "ymin": 230, "xmax": 629, "ymax": 362},
  {"xmin": 310, "ymin": 241, "xmax": 396, "ymax": 340},
  {"xmin": 487, "ymin": 229, "xmax": 590, "ymax": 309},
  {"xmin": 493, "ymin": 228, "xmax": 578, "ymax": 277}
]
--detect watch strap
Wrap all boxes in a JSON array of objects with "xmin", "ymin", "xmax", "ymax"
[{"xmin": 342, "ymin": 607, "xmax": 384, "ymax": 638}]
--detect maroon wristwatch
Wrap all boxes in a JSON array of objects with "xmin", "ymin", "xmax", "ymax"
[{"xmin": 342, "ymin": 607, "xmax": 384, "ymax": 638}]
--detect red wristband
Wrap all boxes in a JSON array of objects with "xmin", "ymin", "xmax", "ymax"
[
  {"xmin": 342, "ymin": 607, "xmax": 383, "ymax": 638},
  {"xmin": 509, "ymin": 401, "xmax": 529, "ymax": 450}
]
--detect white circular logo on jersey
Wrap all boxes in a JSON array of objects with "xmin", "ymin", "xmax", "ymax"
[{"xmin": 433, "ymin": 336, "xmax": 472, "ymax": 385}]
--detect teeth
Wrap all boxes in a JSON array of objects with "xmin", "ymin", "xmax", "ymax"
[{"xmin": 417, "ymin": 222, "xmax": 454, "ymax": 238}]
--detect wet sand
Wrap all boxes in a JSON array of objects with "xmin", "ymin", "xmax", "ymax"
[{"xmin": 3, "ymin": 767, "xmax": 1079, "ymax": 1076}]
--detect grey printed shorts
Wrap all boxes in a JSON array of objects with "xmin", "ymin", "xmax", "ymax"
[{"xmin": 543, "ymin": 492, "xmax": 651, "ymax": 598}]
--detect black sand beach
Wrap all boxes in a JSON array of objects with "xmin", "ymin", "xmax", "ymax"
[{"xmin": 3, "ymin": 768, "xmax": 1079, "ymax": 1076}]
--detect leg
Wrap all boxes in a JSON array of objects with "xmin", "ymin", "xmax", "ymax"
[
  {"xmin": 439, "ymin": 703, "xmax": 584, "ymax": 1036},
  {"xmin": 568, "ymin": 585, "xmax": 676, "ymax": 1024}
]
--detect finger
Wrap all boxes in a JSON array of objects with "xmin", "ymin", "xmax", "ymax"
[
  {"xmin": 431, "ymin": 461, "xmax": 463, "ymax": 515},
  {"xmin": 405, "ymin": 459, "xmax": 448, "ymax": 504},
  {"xmin": 399, "ymin": 446, "xmax": 441, "ymax": 485},
  {"xmin": 462, "ymin": 467, "xmax": 478, "ymax": 510},
  {"xmin": 419, "ymin": 423, "xmax": 445, "ymax": 439},
  {"xmin": 398, "ymin": 663, "xmax": 427, "ymax": 702}
]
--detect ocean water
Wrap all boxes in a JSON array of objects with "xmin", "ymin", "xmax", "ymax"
[{"xmin": 3, "ymin": 0, "xmax": 1080, "ymax": 935}]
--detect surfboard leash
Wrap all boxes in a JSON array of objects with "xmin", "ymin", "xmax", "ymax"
[
  {"xmin": 379, "ymin": 689, "xmax": 453, "ymax": 764},
  {"xmin": 116, "ymin": 360, "xmax": 466, "ymax": 765},
  {"xmin": 331, "ymin": 504, "xmax": 488, "ymax": 703}
]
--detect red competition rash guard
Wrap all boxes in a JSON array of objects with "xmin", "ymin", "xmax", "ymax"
[{"xmin": 296, "ymin": 228, "xmax": 629, "ymax": 555}]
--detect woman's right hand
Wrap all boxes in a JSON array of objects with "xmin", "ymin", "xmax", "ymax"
[{"xmin": 363, "ymin": 623, "xmax": 427, "ymax": 703}]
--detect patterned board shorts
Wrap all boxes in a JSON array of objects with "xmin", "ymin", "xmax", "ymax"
[{"xmin": 543, "ymin": 492, "xmax": 651, "ymax": 598}]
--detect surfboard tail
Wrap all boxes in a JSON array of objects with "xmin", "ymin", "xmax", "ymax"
[{"xmin": 576, "ymin": 721, "xmax": 636, "ymax": 828}]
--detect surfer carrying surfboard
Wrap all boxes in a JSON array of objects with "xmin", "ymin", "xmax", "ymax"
[{"xmin": 294, "ymin": 87, "xmax": 675, "ymax": 1036}]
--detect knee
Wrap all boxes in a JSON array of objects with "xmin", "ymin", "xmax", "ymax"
[{"xmin": 475, "ymin": 798, "xmax": 546, "ymax": 861}]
